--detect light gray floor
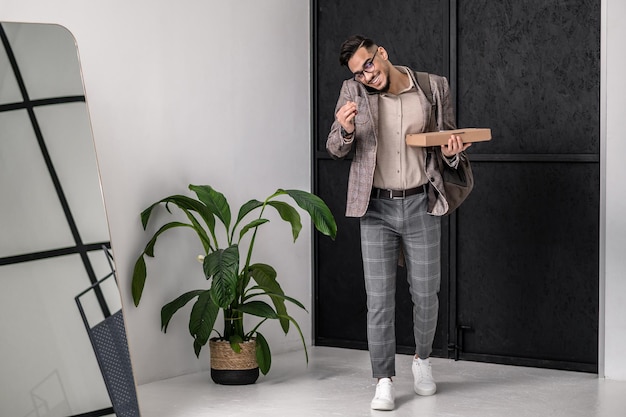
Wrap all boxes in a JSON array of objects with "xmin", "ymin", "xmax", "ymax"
[{"xmin": 137, "ymin": 346, "xmax": 626, "ymax": 417}]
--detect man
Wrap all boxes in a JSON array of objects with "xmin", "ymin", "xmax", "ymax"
[{"xmin": 326, "ymin": 35, "xmax": 470, "ymax": 411}]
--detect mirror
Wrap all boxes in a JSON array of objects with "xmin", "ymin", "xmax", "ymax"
[{"xmin": 0, "ymin": 22, "xmax": 138, "ymax": 416}]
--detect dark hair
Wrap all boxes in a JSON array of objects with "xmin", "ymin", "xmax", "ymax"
[{"xmin": 339, "ymin": 35, "xmax": 376, "ymax": 67}]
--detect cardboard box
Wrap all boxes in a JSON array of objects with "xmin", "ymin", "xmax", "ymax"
[{"xmin": 406, "ymin": 128, "xmax": 492, "ymax": 147}]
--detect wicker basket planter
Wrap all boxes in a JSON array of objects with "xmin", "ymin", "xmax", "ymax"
[{"xmin": 209, "ymin": 338, "xmax": 259, "ymax": 385}]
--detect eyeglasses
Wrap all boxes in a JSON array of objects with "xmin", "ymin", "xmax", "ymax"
[{"xmin": 353, "ymin": 49, "xmax": 378, "ymax": 82}]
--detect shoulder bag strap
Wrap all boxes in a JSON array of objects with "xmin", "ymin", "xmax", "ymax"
[{"xmin": 414, "ymin": 71, "xmax": 437, "ymax": 133}]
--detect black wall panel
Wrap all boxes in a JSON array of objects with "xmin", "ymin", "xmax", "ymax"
[
  {"xmin": 456, "ymin": 162, "xmax": 599, "ymax": 370},
  {"xmin": 316, "ymin": 159, "xmax": 366, "ymax": 345},
  {"xmin": 456, "ymin": 0, "xmax": 600, "ymax": 155},
  {"xmin": 314, "ymin": 0, "xmax": 600, "ymax": 372}
]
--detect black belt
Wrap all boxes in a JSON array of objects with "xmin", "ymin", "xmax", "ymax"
[{"xmin": 371, "ymin": 185, "xmax": 426, "ymax": 200}]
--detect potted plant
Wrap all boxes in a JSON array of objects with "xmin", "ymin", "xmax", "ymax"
[{"xmin": 131, "ymin": 184, "xmax": 337, "ymax": 384}]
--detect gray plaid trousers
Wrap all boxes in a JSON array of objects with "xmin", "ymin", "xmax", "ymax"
[{"xmin": 360, "ymin": 192, "xmax": 441, "ymax": 378}]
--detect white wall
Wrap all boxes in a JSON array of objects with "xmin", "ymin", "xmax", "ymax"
[
  {"xmin": 602, "ymin": 0, "xmax": 626, "ymax": 380},
  {"xmin": 2, "ymin": 0, "xmax": 625, "ymax": 387},
  {"xmin": 0, "ymin": 0, "xmax": 313, "ymax": 386}
]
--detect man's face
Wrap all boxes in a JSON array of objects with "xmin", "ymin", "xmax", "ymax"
[{"xmin": 348, "ymin": 46, "xmax": 388, "ymax": 91}]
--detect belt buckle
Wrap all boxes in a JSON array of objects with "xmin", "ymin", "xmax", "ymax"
[{"xmin": 390, "ymin": 189, "xmax": 404, "ymax": 199}]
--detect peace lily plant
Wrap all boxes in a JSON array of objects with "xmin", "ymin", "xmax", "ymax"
[{"xmin": 131, "ymin": 184, "xmax": 337, "ymax": 375}]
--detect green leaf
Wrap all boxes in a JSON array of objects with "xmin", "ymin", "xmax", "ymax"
[
  {"xmin": 161, "ymin": 290, "xmax": 204, "ymax": 332},
  {"xmin": 230, "ymin": 199, "xmax": 269, "ymax": 241},
  {"xmin": 204, "ymin": 246, "xmax": 240, "ymax": 308},
  {"xmin": 266, "ymin": 201, "xmax": 302, "ymax": 241},
  {"xmin": 179, "ymin": 209, "xmax": 213, "ymax": 253},
  {"xmin": 255, "ymin": 332, "xmax": 271, "ymax": 375},
  {"xmin": 238, "ymin": 218, "xmax": 269, "ymax": 242},
  {"xmin": 247, "ymin": 263, "xmax": 289, "ymax": 333},
  {"xmin": 190, "ymin": 185, "xmax": 231, "ymax": 232},
  {"xmin": 245, "ymin": 289, "xmax": 307, "ymax": 311},
  {"xmin": 248, "ymin": 263, "xmax": 277, "ymax": 282},
  {"xmin": 131, "ymin": 255, "xmax": 147, "ymax": 306},
  {"xmin": 283, "ymin": 189, "xmax": 337, "ymax": 240},
  {"xmin": 140, "ymin": 201, "xmax": 162, "ymax": 229},
  {"xmin": 189, "ymin": 291, "xmax": 219, "ymax": 357},
  {"xmin": 229, "ymin": 334, "xmax": 243, "ymax": 353},
  {"xmin": 144, "ymin": 221, "xmax": 193, "ymax": 257},
  {"xmin": 193, "ymin": 337, "xmax": 204, "ymax": 358},
  {"xmin": 141, "ymin": 194, "xmax": 216, "ymax": 235},
  {"xmin": 236, "ymin": 300, "xmax": 278, "ymax": 319},
  {"xmin": 235, "ymin": 199, "xmax": 264, "ymax": 226},
  {"xmin": 131, "ymin": 220, "xmax": 199, "ymax": 306},
  {"xmin": 279, "ymin": 313, "xmax": 309, "ymax": 365}
]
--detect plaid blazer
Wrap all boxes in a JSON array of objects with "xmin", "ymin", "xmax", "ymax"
[{"xmin": 326, "ymin": 69, "xmax": 457, "ymax": 217}]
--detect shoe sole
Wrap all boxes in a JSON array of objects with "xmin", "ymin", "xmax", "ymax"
[
  {"xmin": 371, "ymin": 400, "xmax": 394, "ymax": 411},
  {"xmin": 414, "ymin": 385, "xmax": 437, "ymax": 396}
]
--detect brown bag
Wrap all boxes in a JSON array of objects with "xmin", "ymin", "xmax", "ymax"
[
  {"xmin": 433, "ymin": 147, "xmax": 474, "ymax": 215},
  {"xmin": 415, "ymin": 71, "xmax": 474, "ymax": 215}
]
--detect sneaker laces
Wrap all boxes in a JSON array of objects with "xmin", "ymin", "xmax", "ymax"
[
  {"xmin": 417, "ymin": 359, "xmax": 433, "ymax": 380},
  {"xmin": 375, "ymin": 378, "xmax": 393, "ymax": 400}
]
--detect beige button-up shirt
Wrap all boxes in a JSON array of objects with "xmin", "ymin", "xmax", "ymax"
[{"xmin": 373, "ymin": 67, "xmax": 429, "ymax": 190}]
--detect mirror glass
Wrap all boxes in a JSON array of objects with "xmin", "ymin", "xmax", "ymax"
[{"xmin": 0, "ymin": 22, "xmax": 138, "ymax": 417}]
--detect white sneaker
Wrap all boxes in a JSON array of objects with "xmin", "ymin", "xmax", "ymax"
[
  {"xmin": 371, "ymin": 377, "xmax": 395, "ymax": 410},
  {"xmin": 412, "ymin": 358, "xmax": 437, "ymax": 396}
]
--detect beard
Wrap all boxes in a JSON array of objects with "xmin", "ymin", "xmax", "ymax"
[
  {"xmin": 379, "ymin": 78, "xmax": 390, "ymax": 92},
  {"xmin": 376, "ymin": 67, "xmax": 390, "ymax": 92},
  {"xmin": 363, "ymin": 70, "xmax": 390, "ymax": 93}
]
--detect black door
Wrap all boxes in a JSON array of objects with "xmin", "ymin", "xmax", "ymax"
[{"xmin": 313, "ymin": 0, "xmax": 599, "ymax": 373}]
